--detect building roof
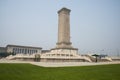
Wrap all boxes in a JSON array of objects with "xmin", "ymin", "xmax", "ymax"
[{"xmin": 6, "ymin": 44, "xmax": 42, "ymax": 49}]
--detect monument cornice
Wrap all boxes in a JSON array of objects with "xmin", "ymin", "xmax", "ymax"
[
  {"xmin": 58, "ymin": 7, "xmax": 71, "ymax": 14},
  {"xmin": 51, "ymin": 47, "xmax": 78, "ymax": 50}
]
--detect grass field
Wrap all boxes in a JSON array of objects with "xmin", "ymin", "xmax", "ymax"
[{"xmin": 0, "ymin": 63, "xmax": 120, "ymax": 80}]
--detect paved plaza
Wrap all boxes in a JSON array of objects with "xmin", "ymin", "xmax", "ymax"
[{"xmin": 0, "ymin": 58, "xmax": 120, "ymax": 67}]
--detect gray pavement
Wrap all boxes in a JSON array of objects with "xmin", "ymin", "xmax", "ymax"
[{"xmin": 0, "ymin": 58, "xmax": 120, "ymax": 67}]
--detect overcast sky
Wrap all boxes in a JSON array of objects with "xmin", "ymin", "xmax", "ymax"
[{"xmin": 0, "ymin": 0, "xmax": 120, "ymax": 56}]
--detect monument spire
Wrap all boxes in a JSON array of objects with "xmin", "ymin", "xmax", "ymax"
[{"xmin": 56, "ymin": 7, "xmax": 73, "ymax": 49}]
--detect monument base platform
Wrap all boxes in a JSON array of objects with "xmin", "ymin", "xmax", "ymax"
[{"xmin": 41, "ymin": 48, "xmax": 92, "ymax": 62}]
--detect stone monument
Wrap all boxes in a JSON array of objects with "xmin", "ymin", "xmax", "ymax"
[
  {"xmin": 47, "ymin": 7, "xmax": 79, "ymax": 61},
  {"xmin": 53, "ymin": 7, "xmax": 78, "ymax": 50}
]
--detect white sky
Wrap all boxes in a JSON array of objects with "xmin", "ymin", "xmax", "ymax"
[{"xmin": 0, "ymin": 0, "xmax": 120, "ymax": 56}]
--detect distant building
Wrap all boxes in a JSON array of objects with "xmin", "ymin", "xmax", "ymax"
[
  {"xmin": 42, "ymin": 50, "xmax": 50, "ymax": 53},
  {"xmin": 6, "ymin": 45, "xmax": 42, "ymax": 55},
  {"xmin": 0, "ymin": 47, "xmax": 7, "ymax": 58},
  {"xmin": 0, "ymin": 47, "xmax": 6, "ymax": 53}
]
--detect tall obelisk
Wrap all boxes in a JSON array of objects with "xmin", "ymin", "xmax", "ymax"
[
  {"xmin": 55, "ymin": 7, "xmax": 77, "ymax": 50},
  {"xmin": 42, "ymin": 8, "xmax": 91, "ymax": 62}
]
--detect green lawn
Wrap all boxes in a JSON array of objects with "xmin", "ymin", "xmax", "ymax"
[{"xmin": 0, "ymin": 63, "xmax": 120, "ymax": 80}]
